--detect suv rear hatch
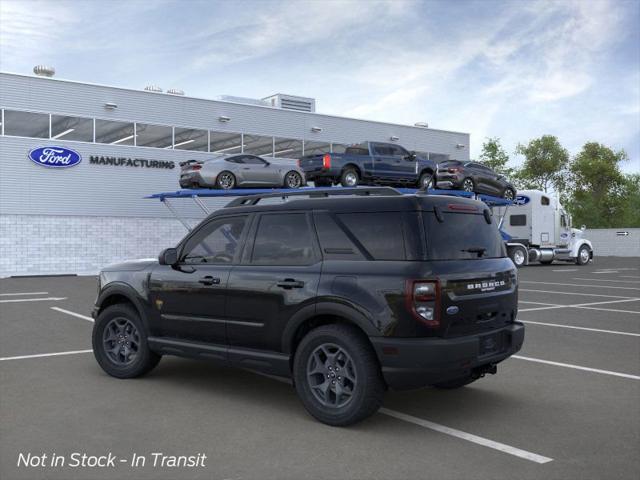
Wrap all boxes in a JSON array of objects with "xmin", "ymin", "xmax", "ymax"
[{"xmin": 412, "ymin": 204, "xmax": 517, "ymax": 344}]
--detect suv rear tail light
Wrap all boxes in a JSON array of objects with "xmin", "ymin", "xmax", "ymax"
[
  {"xmin": 448, "ymin": 167, "xmax": 460, "ymax": 173},
  {"xmin": 322, "ymin": 153, "xmax": 331, "ymax": 169},
  {"xmin": 448, "ymin": 203, "xmax": 477, "ymax": 212},
  {"xmin": 191, "ymin": 165, "xmax": 202, "ymax": 171},
  {"xmin": 406, "ymin": 280, "xmax": 440, "ymax": 327},
  {"xmin": 297, "ymin": 159, "xmax": 301, "ymax": 167}
]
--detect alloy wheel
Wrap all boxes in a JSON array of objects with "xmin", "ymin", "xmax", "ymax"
[
  {"xmin": 462, "ymin": 179, "xmax": 474, "ymax": 192},
  {"xmin": 286, "ymin": 172, "xmax": 302, "ymax": 188},
  {"xmin": 218, "ymin": 173, "xmax": 235, "ymax": 189},
  {"xmin": 344, "ymin": 172, "xmax": 358, "ymax": 187},
  {"xmin": 102, "ymin": 317, "xmax": 140, "ymax": 366},
  {"xmin": 504, "ymin": 189, "xmax": 515, "ymax": 200},
  {"xmin": 306, "ymin": 343, "xmax": 357, "ymax": 408}
]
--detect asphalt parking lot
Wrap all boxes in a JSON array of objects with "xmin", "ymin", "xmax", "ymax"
[{"xmin": 1, "ymin": 257, "xmax": 639, "ymax": 480}]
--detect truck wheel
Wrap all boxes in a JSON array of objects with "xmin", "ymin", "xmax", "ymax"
[
  {"xmin": 576, "ymin": 245, "xmax": 591, "ymax": 265},
  {"xmin": 92, "ymin": 304, "xmax": 161, "ymax": 379},
  {"xmin": 340, "ymin": 168, "xmax": 359, "ymax": 187},
  {"xmin": 293, "ymin": 324, "xmax": 384, "ymax": 426},
  {"xmin": 462, "ymin": 178, "xmax": 475, "ymax": 192},
  {"xmin": 507, "ymin": 245, "xmax": 527, "ymax": 268},
  {"xmin": 433, "ymin": 376, "xmax": 477, "ymax": 389},
  {"xmin": 418, "ymin": 172, "xmax": 434, "ymax": 190}
]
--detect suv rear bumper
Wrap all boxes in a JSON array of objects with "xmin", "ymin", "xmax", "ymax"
[{"xmin": 370, "ymin": 323, "xmax": 525, "ymax": 390}]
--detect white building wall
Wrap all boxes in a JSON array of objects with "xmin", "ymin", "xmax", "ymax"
[
  {"xmin": 0, "ymin": 215, "xmax": 191, "ymax": 277},
  {"xmin": 586, "ymin": 228, "xmax": 640, "ymax": 258}
]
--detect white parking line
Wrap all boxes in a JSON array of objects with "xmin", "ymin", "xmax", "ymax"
[
  {"xmin": 0, "ymin": 292, "xmax": 49, "ymax": 296},
  {"xmin": 521, "ymin": 281, "xmax": 640, "ymax": 291},
  {"xmin": 520, "ymin": 320, "xmax": 640, "ymax": 337},
  {"xmin": 518, "ymin": 301, "xmax": 559, "ymax": 306},
  {"xmin": 51, "ymin": 307, "xmax": 94, "ymax": 322},
  {"xmin": 520, "ymin": 289, "xmax": 636, "ymax": 299},
  {"xmin": 552, "ymin": 269, "xmax": 578, "ymax": 272},
  {"xmin": 512, "ymin": 356, "xmax": 640, "ymax": 380},
  {"xmin": 574, "ymin": 306, "xmax": 640, "ymax": 315},
  {"xmin": 0, "ymin": 349, "xmax": 93, "ymax": 362},
  {"xmin": 247, "ymin": 370, "xmax": 553, "ymax": 464},
  {"xmin": 379, "ymin": 408, "xmax": 553, "ymax": 464},
  {"xmin": 593, "ymin": 271, "xmax": 620, "ymax": 274},
  {"xmin": 0, "ymin": 297, "xmax": 67, "ymax": 304},
  {"xmin": 518, "ymin": 297, "xmax": 640, "ymax": 313},
  {"xmin": 572, "ymin": 278, "xmax": 640, "ymax": 284},
  {"xmin": 621, "ymin": 275, "xmax": 640, "ymax": 279}
]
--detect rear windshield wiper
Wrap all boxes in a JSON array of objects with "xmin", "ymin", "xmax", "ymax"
[{"xmin": 461, "ymin": 247, "xmax": 487, "ymax": 257}]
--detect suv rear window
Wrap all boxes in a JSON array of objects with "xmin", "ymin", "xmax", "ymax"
[
  {"xmin": 423, "ymin": 212, "xmax": 505, "ymax": 260},
  {"xmin": 337, "ymin": 212, "xmax": 405, "ymax": 260}
]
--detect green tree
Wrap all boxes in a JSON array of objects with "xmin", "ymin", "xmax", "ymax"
[
  {"xmin": 566, "ymin": 142, "xmax": 632, "ymax": 228},
  {"xmin": 479, "ymin": 137, "xmax": 513, "ymax": 176},
  {"xmin": 515, "ymin": 135, "xmax": 569, "ymax": 193}
]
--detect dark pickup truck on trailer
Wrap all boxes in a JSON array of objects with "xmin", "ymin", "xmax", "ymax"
[
  {"xmin": 299, "ymin": 141, "xmax": 437, "ymax": 189},
  {"xmin": 91, "ymin": 187, "xmax": 524, "ymax": 426}
]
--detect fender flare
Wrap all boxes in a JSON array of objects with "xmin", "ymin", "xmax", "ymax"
[
  {"xmin": 280, "ymin": 301, "xmax": 379, "ymax": 354},
  {"xmin": 571, "ymin": 239, "xmax": 593, "ymax": 258},
  {"xmin": 95, "ymin": 282, "xmax": 150, "ymax": 330}
]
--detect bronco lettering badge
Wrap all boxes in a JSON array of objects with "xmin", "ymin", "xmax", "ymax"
[{"xmin": 466, "ymin": 280, "xmax": 506, "ymax": 292}]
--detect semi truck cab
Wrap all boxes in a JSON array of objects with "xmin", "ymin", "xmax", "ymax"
[{"xmin": 493, "ymin": 190, "xmax": 593, "ymax": 267}]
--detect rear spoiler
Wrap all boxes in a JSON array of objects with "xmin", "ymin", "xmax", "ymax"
[{"xmin": 179, "ymin": 159, "xmax": 203, "ymax": 167}]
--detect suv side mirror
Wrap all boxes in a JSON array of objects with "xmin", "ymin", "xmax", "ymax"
[
  {"xmin": 405, "ymin": 151, "xmax": 416, "ymax": 161},
  {"xmin": 159, "ymin": 247, "xmax": 178, "ymax": 266}
]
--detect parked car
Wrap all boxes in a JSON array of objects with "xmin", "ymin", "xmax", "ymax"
[
  {"xmin": 91, "ymin": 188, "xmax": 524, "ymax": 426},
  {"xmin": 179, "ymin": 154, "xmax": 306, "ymax": 189},
  {"xmin": 298, "ymin": 141, "xmax": 437, "ymax": 188},
  {"xmin": 436, "ymin": 160, "xmax": 516, "ymax": 199}
]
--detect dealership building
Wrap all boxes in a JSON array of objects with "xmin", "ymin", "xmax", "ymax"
[{"xmin": 0, "ymin": 69, "xmax": 470, "ymax": 277}]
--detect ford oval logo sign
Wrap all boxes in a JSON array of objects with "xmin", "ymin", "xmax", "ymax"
[
  {"xmin": 28, "ymin": 146, "xmax": 82, "ymax": 168},
  {"xmin": 514, "ymin": 195, "xmax": 530, "ymax": 205}
]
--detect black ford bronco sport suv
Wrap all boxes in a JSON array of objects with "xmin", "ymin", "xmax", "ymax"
[{"xmin": 92, "ymin": 187, "xmax": 524, "ymax": 426}]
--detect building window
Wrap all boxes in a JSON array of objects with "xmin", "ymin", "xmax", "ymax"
[
  {"xmin": 95, "ymin": 119, "xmax": 135, "ymax": 145},
  {"xmin": 273, "ymin": 137, "xmax": 303, "ymax": 159},
  {"xmin": 135, "ymin": 123, "xmax": 173, "ymax": 149},
  {"xmin": 3, "ymin": 110, "xmax": 49, "ymax": 138},
  {"xmin": 303, "ymin": 140, "xmax": 331, "ymax": 156},
  {"xmin": 210, "ymin": 131, "xmax": 243, "ymax": 154},
  {"xmin": 174, "ymin": 127, "xmax": 208, "ymax": 151},
  {"xmin": 244, "ymin": 134, "xmax": 274, "ymax": 156},
  {"xmin": 51, "ymin": 114, "xmax": 93, "ymax": 142}
]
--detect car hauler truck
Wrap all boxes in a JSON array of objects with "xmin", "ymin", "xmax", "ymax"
[{"xmin": 493, "ymin": 190, "xmax": 593, "ymax": 267}]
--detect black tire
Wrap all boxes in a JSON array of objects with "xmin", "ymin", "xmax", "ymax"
[
  {"xmin": 576, "ymin": 245, "xmax": 591, "ymax": 265},
  {"xmin": 503, "ymin": 188, "xmax": 515, "ymax": 200},
  {"xmin": 92, "ymin": 304, "xmax": 161, "ymax": 379},
  {"xmin": 216, "ymin": 171, "xmax": 236, "ymax": 190},
  {"xmin": 293, "ymin": 324, "xmax": 384, "ymax": 426},
  {"xmin": 461, "ymin": 177, "xmax": 475, "ymax": 192},
  {"xmin": 340, "ymin": 168, "xmax": 359, "ymax": 187},
  {"xmin": 433, "ymin": 376, "xmax": 478, "ymax": 389},
  {"xmin": 507, "ymin": 245, "xmax": 527, "ymax": 268},
  {"xmin": 418, "ymin": 171, "xmax": 434, "ymax": 190},
  {"xmin": 313, "ymin": 178, "xmax": 332, "ymax": 187},
  {"xmin": 284, "ymin": 171, "xmax": 303, "ymax": 189}
]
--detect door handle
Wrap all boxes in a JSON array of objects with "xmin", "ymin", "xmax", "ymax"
[
  {"xmin": 276, "ymin": 278, "xmax": 305, "ymax": 289},
  {"xmin": 198, "ymin": 276, "xmax": 221, "ymax": 286}
]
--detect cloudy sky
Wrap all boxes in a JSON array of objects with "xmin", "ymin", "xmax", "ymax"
[{"xmin": 1, "ymin": 0, "xmax": 638, "ymax": 172}]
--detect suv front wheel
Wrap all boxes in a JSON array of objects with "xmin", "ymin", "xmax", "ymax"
[
  {"xmin": 92, "ymin": 304, "xmax": 161, "ymax": 378},
  {"xmin": 293, "ymin": 324, "xmax": 384, "ymax": 426}
]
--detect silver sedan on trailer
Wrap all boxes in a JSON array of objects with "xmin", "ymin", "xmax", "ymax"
[{"xmin": 179, "ymin": 154, "xmax": 306, "ymax": 190}]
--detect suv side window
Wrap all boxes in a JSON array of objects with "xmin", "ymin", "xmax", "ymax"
[
  {"xmin": 226, "ymin": 156, "xmax": 244, "ymax": 164},
  {"xmin": 372, "ymin": 144, "xmax": 392, "ymax": 156},
  {"xmin": 242, "ymin": 155, "xmax": 267, "ymax": 165},
  {"xmin": 251, "ymin": 213, "xmax": 316, "ymax": 265},
  {"xmin": 389, "ymin": 145, "xmax": 409, "ymax": 158},
  {"xmin": 181, "ymin": 216, "xmax": 247, "ymax": 264},
  {"xmin": 336, "ymin": 212, "xmax": 406, "ymax": 260}
]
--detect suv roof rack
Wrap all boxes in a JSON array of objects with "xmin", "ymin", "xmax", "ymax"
[{"xmin": 225, "ymin": 187, "xmax": 402, "ymax": 207}]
